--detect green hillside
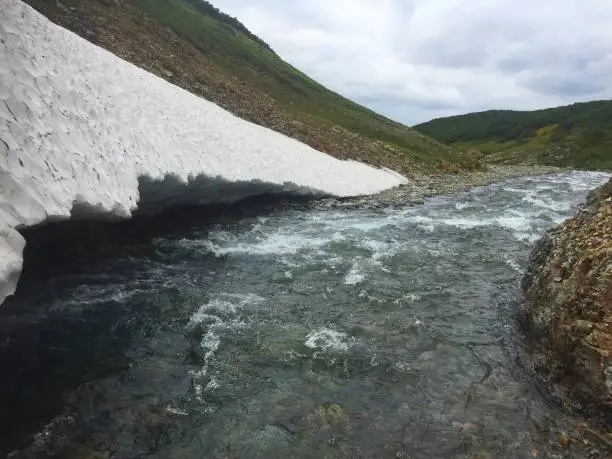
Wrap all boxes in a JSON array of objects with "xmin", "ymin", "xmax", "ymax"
[
  {"xmin": 24, "ymin": 0, "xmax": 478, "ymax": 173},
  {"xmin": 129, "ymin": 0, "xmax": 460, "ymax": 167},
  {"xmin": 130, "ymin": 0, "xmax": 393, "ymax": 129},
  {"xmin": 414, "ymin": 100, "xmax": 612, "ymax": 169}
]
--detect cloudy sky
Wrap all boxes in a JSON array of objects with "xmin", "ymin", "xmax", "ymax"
[{"xmin": 212, "ymin": 0, "xmax": 612, "ymax": 125}]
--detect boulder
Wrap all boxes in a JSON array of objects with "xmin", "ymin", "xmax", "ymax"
[{"xmin": 520, "ymin": 178, "xmax": 612, "ymax": 416}]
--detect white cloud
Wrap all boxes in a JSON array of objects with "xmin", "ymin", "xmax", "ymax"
[{"xmin": 212, "ymin": 0, "xmax": 612, "ymax": 124}]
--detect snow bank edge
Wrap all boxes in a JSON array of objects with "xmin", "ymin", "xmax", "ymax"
[{"xmin": 0, "ymin": 0, "xmax": 408, "ymax": 305}]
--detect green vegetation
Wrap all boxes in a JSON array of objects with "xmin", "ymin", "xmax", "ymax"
[
  {"xmin": 129, "ymin": 0, "xmax": 460, "ymax": 167},
  {"xmin": 414, "ymin": 100, "xmax": 612, "ymax": 169},
  {"xmin": 181, "ymin": 0, "xmax": 273, "ymax": 51}
]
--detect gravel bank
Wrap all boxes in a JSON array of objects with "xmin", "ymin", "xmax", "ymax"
[{"xmin": 313, "ymin": 165, "xmax": 565, "ymax": 210}]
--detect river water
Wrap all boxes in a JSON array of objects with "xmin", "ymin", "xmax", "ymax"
[{"xmin": 1, "ymin": 171, "xmax": 610, "ymax": 458}]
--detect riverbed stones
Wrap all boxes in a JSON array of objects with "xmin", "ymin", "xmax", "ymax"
[
  {"xmin": 312, "ymin": 165, "xmax": 564, "ymax": 210},
  {"xmin": 238, "ymin": 424, "xmax": 294, "ymax": 458},
  {"xmin": 520, "ymin": 177, "xmax": 612, "ymax": 417}
]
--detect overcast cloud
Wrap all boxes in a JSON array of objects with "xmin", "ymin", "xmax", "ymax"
[{"xmin": 212, "ymin": 0, "xmax": 612, "ymax": 125}]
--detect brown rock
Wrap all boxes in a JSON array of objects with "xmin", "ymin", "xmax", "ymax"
[
  {"xmin": 558, "ymin": 433, "xmax": 570, "ymax": 447},
  {"xmin": 520, "ymin": 178, "xmax": 612, "ymax": 417}
]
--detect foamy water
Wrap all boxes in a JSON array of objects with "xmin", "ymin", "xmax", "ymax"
[
  {"xmin": 305, "ymin": 328, "xmax": 354, "ymax": 352},
  {"xmin": 2, "ymin": 171, "xmax": 610, "ymax": 458}
]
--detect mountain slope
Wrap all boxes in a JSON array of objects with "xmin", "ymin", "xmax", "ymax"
[
  {"xmin": 414, "ymin": 100, "xmax": 612, "ymax": 169},
  {"xmin": 21, "ymin": 0, "xmax": 479, "ymax": 174}
]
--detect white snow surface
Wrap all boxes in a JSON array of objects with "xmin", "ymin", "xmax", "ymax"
[{"xmin": 0, "ymin": 0, "xmax": 407, "ymax": 304}]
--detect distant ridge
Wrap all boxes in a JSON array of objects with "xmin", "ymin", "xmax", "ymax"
[
  {"xmin": 181, "ymin": 0, "xmax": 274, "ymax": 51},
  {"xmin": 414, "ymin": 100, "xmax": 612, "ymax": 169}
]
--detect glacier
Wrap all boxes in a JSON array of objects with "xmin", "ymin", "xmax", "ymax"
[{"xmin": 0, "ymin": 0, "xmax": 408, "ymax": 304}]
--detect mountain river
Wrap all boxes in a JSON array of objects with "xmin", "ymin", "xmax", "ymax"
[{"xmin": 1, "ymin": 171, "xmax": 610, "ymax": 458}]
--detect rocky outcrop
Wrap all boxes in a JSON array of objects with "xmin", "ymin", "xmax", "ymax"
[{"xmin": 520, "ymin": 177, "xmax": 612, "ymax": 416}]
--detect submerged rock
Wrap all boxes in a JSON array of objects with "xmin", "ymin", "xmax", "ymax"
[
  {"xmin": 238, "ymin": 424, "xmax": 294, "ymax": 459},
  {"xmin": 520, "ymin": 177, "xmax": 612, "ymax": 417}
]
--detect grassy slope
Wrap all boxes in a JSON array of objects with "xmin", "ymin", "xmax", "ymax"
[
  {"xmin": 414, "ymin": 100, "xmax": 612, "ymax": 169},
  {"xmin": 22, "ymin": 0, "xmax": 478, "ymax": 174},
  {"xmin": 129, "ymin": 0, "xmax": 459, "ymax": 167}
]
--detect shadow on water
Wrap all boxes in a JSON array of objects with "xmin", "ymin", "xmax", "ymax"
[
  {"xmin": 0, "ymin": 192, "xmax": 311, "ymax": 456},
  {"xmin": 17, "ymin": 192, "xmax": 316, "ymax": 281}
]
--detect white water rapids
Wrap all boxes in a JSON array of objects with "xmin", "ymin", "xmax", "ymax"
[{"xmin": 1, "ymin": 171, "xmax": 610, "ymax": 458}]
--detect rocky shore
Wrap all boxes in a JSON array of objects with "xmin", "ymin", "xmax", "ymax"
[
  {"xmin": 313, "ymin": 165, "xmax": 564, "ymax": 210},
  {"xmin": 520, "ymin": 177, "xmax": 612, "ymax": 422}
]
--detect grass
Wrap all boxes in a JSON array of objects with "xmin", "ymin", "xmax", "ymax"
[
  {"xmin": 413, "ymin": 101, "xmax": 612, "ymax": 169},
  {"xmin": 129, "ymin": 0, "xmax": 461, "ymax": 167}
]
